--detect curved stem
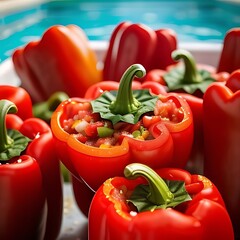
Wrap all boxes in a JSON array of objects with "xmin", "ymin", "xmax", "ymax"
[
  {"xmin": 172, "ymin": 49, "xmax": 202, "ymax": 84},
  {"xmin": 0, "ymin": 100, "xmax": 17, "ymax": 152},
  {"xmin": 33, "ymin": 91, "xmax": 69, "ymax": 121},
  {"xmin": 109, "ymin": 64, "xmax": 146, "ymax": 115},
  {"xmin": 46, "ymin": 91, "xmax": 69, "ymax": 111},
  {"xmin": 124, "ymin": 163, "xmax": 174, "ymax": 206}
]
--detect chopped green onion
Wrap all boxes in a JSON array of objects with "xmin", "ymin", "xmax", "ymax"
[
  {"xmin": 132, "ymin": 130, "xmax": 141, "ymax": 138},
  {"xmin": 97, "ymin": 127, "xmax": 114, "ymax": 138}
]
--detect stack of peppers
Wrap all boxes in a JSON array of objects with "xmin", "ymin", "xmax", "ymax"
[
  {"xmin": 0, "ymin": 86, "xmax": 63, "ymax": 240},
  {"xmin": 9, "ymin": 21, "xmax": 240, "ymax": 239}
]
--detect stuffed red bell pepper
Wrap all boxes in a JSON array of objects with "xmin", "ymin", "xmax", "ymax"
[
  {"xmin": 69, "ymin": 68, "xmax": 168, "ymax": 217},
  {"xmin": 144, "ymin": 49, "xmax": 229, "ymax": 173},
  {"xmin": 203, "ymin": 69, "xmax": 240, "ymax": 238},
  {"xmin": 51, "ymin": 64, "xmax": 193, "ymax": 192},
  {"xmin": 12, "ymin": 24, "xmax": 102, "ymax": 103},
  {"xmin": 0, "ymin": 100, "xmax": 63, "ymax": 240},
  {"xmin": 103, "ymin": 21, "xmax": 177, "ymax": 82},
  {"xmin": 89, "ymin": 163, "xmax": 234, "ymax": 240}
]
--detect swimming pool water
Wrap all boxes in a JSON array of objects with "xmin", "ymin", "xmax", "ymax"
[{"xmin": 1, "ymin": 0, "xmax": 240, "ymax": 62}]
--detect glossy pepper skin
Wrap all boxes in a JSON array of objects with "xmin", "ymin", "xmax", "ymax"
[
  {"xmin": 103, "ymin": 21, "xmax": 177, "ymax": 81},
  {"xmin": 12, "ymin": 24, "xmax": 102, "ymax": 103},
  {"xmin": 0, "ymin": 156, "xmax": 47, "ymax": 240},
  {"xmin": 0, "ymin": 85, "xmax": 33, "ymax": 119},
  {"xmin": 89, "ymin": 163, "xmax": 234, "ymax": 240},
  {"xmin": 144, "ymin": 49, "xmax": 229, "ymax": 174},
  {"xmin": 0, "ymin": 100, "xmax": 46, "ymax": 239},
  {"xmin": 203, "ymin": 70, "xmax": 240, "ymax": 238},
  {"xmin": 217, "ymin": 28, "xmax": 240, "ymax": 73},
  {"xmin": 51, "ymin": 64, "xmax": 193, "ymax": 192},
  {"xmin": 1, "ymin": 100, "xmax": 63, "ymax": 240}
]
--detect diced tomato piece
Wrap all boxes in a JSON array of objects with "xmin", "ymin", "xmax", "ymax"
[
  {"xmin": 85, "ymin": 121, "xmax": 104, "ymax": 137},
  {"xmin": 63, "ymin": 118, "xmax": 76, "ymax": 133},
  {"xmin": 77, "ymin": 110, "xmax": 91, "ymax": 120},
  {"xmin": 75, "ymin": 133, "xmax": 88, "ymax": 143},
  {"xmin": 114, "ymin": 122, "xmax": 133, "ymax": 132},
  {"xmin": 95, "ymin": 137, "xmax": 116, "ymax": 147},
  {"xmin": 129, "ymin": 121, "xmax": 141, "ymax": 133},
  {"xmin": 65, "ymin": 102, "xmax": 81, "ymax": 118},
  {"xmin": 154, "ymin": 99, "xmax": 183, "ymax": 123},
  {"xmin": 142, "ymin": 115, "xmax": 161, "ymax": 128}
]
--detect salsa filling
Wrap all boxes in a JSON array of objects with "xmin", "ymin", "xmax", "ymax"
[{"xmin": 62, "ymin": 98, "xmax": 184, "ymax": 148}]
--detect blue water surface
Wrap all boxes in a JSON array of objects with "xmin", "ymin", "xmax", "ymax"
[{"xmin": 1, "ymin": 0, "xmax": 240, "ymax": 62}]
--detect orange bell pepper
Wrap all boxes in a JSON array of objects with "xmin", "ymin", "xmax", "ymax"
[{"xmin": 12, "ymin": 25, "xmax": 102, "ymax": 103}]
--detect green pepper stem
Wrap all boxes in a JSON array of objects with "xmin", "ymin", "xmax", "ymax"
[
  {"xmin": 172, "ymin": 49, "xmax": 202, "ymax": 84},
  {"xmin": 109, "ymin": 64, "xmax": 146, "ymax": 115},
  {"xmin": 0, "ymin": 100, "xmax": 17, "ymax": 153},
  {"xmin": 124, "ymin": 163, "xmax": 174, "ymax": 206},
  {"xmin": 33, "ymin": 91, "xmax": 69, "ymax": 122}
]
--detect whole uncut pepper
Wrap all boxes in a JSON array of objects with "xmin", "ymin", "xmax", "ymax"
[
  {"xmin": 0, "ymin": 100, "xmax": 46, "ymax": 239},
  {"xmin": 1, "ymin": 100, "xmax": 63, "ymax": 240},
  {"xmin": 0, "ymin": 85, "xmax": 33, "ymax": 119},
  {"xmin": 103, "ymin": 21, "xmax": 177, "ymax": 81},
  {"xmin": 12, "ymin": 24, "xmax": 101, "ymax": 103},
  {"xmin": 51, "ymin": 64, "xmax": 193, "ymax": 192},
  {"xmin": 203, "ymin": 69, "xmax": 240, "ymax": 238},
  {"xmin": 89, "ymin": 163, "xmax": 234, "ymax": 240},
  {"xmin": 217, "ymin": 28, "xmax": 240, "ymax": 73}
]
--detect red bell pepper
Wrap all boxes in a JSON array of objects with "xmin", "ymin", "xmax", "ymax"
[
  {"xmin": 144, "ymin": 49, "xmax": 229, "ymax": 174},
  {"xmin": 203, "ymin": 69, "xmax": 240, "ymax": 238},
  {"xmin": 0, "ymin": 100, "xmax": 63, "ymax": 240},
  {"xmin": 103, "ymin": 21, "xmax": 177, "ymax": 82},
  {"xmin": 89, "ymin": 163, "xmax": 234, "ymax": 240},
  {"xmin": 178, "ymin": 93, "xmax": 204, "ymax": 173},
  {"xmin": 69, "ymin": 69, "xmax": 169, "ymax": 217},
  {"xmin": 51, "ymin": 64, "xmax": 193, "ymax": 193},
  {"xmin": 0, "ymin": 156, "xmax": 46, "ymax": 240},
  {"xmin": 217, "ymin": 28, "xmax": 240, "ymax": 73},
  {"xmin": 12, "ymin": 24, "xmax": 102, "ymax": 103},
  {"xmin": 0, "ymin": 100, "xmax": 46, "ymax": 239},
  {"xmin": 0, "ymin": 85, "xmax": 33, "ymax": 119}
]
